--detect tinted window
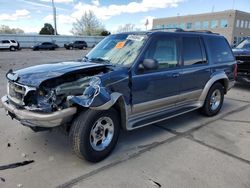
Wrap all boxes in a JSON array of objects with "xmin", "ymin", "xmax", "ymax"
[
  {"xmin": 2, "ymin": 40, "xmax": 10, "ymax": 43},
  {"xmin": 206, "ymin": 37, "xmax": 234, "ymax": 63},
  {"xmin": 144, "ymin": 36, "xmax": 178, "ymax": 70},
  {"xmin": 183, "ymin": 37, "xmax": 204, "ymax": 66},
  {"xmin": 10, "ymin": 40, "xmax": 16, "ymax": 43}
]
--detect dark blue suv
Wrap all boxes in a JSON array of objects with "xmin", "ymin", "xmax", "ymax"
[{"xmin": 1, "ymin": 30, "xmax": 236, "ymax": 162}]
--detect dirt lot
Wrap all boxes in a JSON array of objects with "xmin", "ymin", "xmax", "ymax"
[{"xmin": 0, "ymin": 50, "xmax": 250, "ymax": 188}]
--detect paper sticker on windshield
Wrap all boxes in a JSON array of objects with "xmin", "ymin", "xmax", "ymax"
[
  {"xmin": 126, "ymin": 35, "xmax": 144, "ymax": 41},
  {"xmin": 115, "ymin": 41, "xmax": 126, "ymax": 49}
]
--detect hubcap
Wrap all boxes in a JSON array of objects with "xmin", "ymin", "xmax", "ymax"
[
  {"xmin": 89, "ymin": 117, "xmax": 114, "ymax": 151},
  {"xmin": 210, "ymin": 89, "xmax": 221, "ymax": 111}
]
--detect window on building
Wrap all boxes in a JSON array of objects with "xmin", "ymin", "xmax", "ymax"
[
  {"xmin": 195, "ymin": 22, "xmax": 201, "ymax": 29},
  {"xmin": 162, "ymin": 24, "xmax": 165, "ymax": 29},
  {"xmin": 202, "ymin": 21, "xmax": 209, "ymax": 29},
  {"xmin": 183, "ymin": 37, "xmax": 205, "ymax": 66},
  {"xmin": 173, "ymin": 23, "xmax": 179, "ymax": 28},
  {"xmin": 220, "ymin": 19, "xmax": 228, "ymax": 28},
  {"xmin": 179, "ymin": 23, "xmax": 185, "ymax": 29},
  {"xmin": 236, "ymin": 20, "xmax": 240, "ymax": 27},
  {"xmin": 211, "ymin": 20, "xmax": 218, "ymax": 29},
  {"xmin": 245, "ymin": 21, "xmax": 248, "ymax": 28},
  {"xmin": 240, "ymin": 20, "xmax": 244, "ymax": 28},
  {"xmin": 206, "ymin": 37, "xmax": 234, "ymax": 63},
  {"xmin": 186, "ymin": 23, "xmax": 192, "ymax": 29},
  {"xmin": 167, "ymin": 23, "xmax": 173, "ymax": 28}
]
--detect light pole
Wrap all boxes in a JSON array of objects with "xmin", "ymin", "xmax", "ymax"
[{"xmin": 52, "ymin": 0, "xmax": 57, "ymax": 35}]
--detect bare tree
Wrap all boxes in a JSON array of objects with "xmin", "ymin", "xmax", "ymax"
[
  {"xmin": 71, "ymin": 11, "xmax": 104, "ymax": 36},
  {"xmin": 0, "ymin": 25, "xmax": 24, "ymax": 34},
  {"xmin": 116, "ymin": 24, "xmax": 141, "ymax": 33}
]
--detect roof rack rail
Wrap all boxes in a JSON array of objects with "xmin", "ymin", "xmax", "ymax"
[
  {"xmin": 151, "ymin": 27, "xmax": 184, "ymax": 32},
  {"xmin": 150, "ymin": 28, "xmax": 219, "ymax": 35},
  {"xmin": 184, "ymin": 30, "xmax": 214, "ymax": 34}
]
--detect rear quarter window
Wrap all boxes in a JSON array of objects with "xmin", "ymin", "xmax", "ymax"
[{"xmin": 206, "ymin": 37, "xmax": 234, "ymax": 63}]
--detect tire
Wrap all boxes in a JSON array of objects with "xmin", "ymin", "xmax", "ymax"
[
  {"xmin": 200, "ymin": 82, "xmax": 224, "ymax": 116},
  {"xmin": 69, "ymin": 46, "xmax": 73, "ymax": 50},
  {"xmin": 69, "ymin": 108, "xmax": 120, "ymax": 162},
  {"xmin": 10, "ymin": 46, "xmax": 16, "ymax": 51}
]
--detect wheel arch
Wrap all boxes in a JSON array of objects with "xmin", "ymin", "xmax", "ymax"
[
  {"xmin": 90, "ymin": 92, "xmax": 128, "ymax": 131},
  {"xmin": 199, "ymin": 72, "xmax": 229, "ymax": 105}
]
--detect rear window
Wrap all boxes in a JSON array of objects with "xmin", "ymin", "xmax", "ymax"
[
  {"xmin": 10, "ymin": 40, "xmax": 16, "ymax": 43},
  {"xmin": 206, "ymin": 37, "xmax": 234, "ymax": 63}
]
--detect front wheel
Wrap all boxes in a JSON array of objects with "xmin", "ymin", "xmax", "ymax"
[
  {"xmin": 200, "ymin": 82, "xmax": 224, "ymax": 116},
  {"xmin": 69, "ymin": 108, "xmax": 120, "ymax": 162},
  {"xmin": 10, "ymin": 46, "xmax": 16, "ymax": 51}
]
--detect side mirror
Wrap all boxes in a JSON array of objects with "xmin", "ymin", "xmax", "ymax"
[{"xmin": 139, "ymin": 59, "xmax": 158, "ymax": 71}]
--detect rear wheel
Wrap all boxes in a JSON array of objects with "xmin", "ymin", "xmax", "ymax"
[
  {"xmin": 69, "ymin": 108, "xmax": 120, "ymax": 162},
  {"xmin": 200, "ymin": 82, "xmax": 224, "ymax": 116}
]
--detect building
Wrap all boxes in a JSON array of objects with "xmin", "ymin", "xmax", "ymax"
[{"xmin": 152, "ymin": 10, "xmax": 250, "ymax": 46}]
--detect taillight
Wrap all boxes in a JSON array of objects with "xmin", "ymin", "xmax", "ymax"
[{"xmin": 234, "ymin": 63, "xmax": 238, "ymax": 80}]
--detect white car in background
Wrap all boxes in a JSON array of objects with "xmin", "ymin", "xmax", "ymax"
[{"xmin": 0, "ymin": 40, "xmax": 20, "ymax": 51}]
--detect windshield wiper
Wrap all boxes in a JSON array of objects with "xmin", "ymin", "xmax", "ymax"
[{"xmin": 89, "ymin": 57, "xmax": 112, "ymax": 64}]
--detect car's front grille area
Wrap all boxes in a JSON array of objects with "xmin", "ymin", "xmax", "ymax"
[{"xmin": 7, "ymin": 82, "xmax": 26, "ymax": 106}]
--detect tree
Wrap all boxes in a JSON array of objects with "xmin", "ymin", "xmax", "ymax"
[
  {"xmin": 71, "ymin": 11, "xmax": 104, "ymax": 36},
  {"xmin": 0, "ymin": 25, "xmax": 24, "ymax": 34},
  {"xmin": 117, "ymin": 24, "xmax": 136, "ymax": 33},
  {"xmin": 101, "ymin": 30, "xmax": 111, "ymax": 36},
  {"xmin": 39, "ymin": 23, "xmax": 55, "ymax": 35}
]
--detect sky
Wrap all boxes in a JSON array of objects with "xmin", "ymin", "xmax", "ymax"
[{"xmin": 0, "ymin": 0, "xmax": 249, "ymax": 35}]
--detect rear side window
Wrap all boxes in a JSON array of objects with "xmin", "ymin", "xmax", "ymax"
[
  {"xmin": 2, "ymin": 40, "xmax": 10, "ymax": 43},
  {"xmin": 206, "ymin": 37, "xmax": 234, "ymax": 63},
  {"xmin": 11, "ymin": 40, "xmax": 16, "ymax": 43},
  {"xmin": 183, "ymin": 37, "xmax": 205, "ymax": 66}
]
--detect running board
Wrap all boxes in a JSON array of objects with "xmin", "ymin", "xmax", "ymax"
[{"xmin": 128, "ymin": 106, "xmax": 200, "ymax": 130}]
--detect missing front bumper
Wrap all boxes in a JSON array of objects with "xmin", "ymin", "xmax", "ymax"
[{"xmin": 1, "ymin": 95, "xmax": 77, "ymax": 128}]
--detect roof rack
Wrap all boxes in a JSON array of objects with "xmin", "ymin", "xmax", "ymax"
[
  {"xmin": 151, "ymin": 27, "xmax": 184, "ymax": 32},
  {"xmin": 185, "ymin": 30, "xmax": 214, "ymax": 34},
  {"xmin": 151, "ymin": 28, "xmax": 218, "ymax": 34}
]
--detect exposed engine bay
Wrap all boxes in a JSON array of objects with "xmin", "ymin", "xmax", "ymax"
[{"xmin": 7, "ymin": 65, "xmax": 111, "ymax": 113}]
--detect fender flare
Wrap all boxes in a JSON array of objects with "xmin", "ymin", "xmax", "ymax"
[{"xmin": 199, "ymin": 72, "xmax": 229, "ymax": 104}]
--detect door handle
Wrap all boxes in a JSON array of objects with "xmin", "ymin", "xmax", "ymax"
[{"xmin": 172, "ymin": 73, "xmax": 180, "ymax": 78}]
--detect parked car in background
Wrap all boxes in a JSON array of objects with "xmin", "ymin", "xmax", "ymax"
[
  {"xmin": 232, "ymin": 37, "xmax": 250, "ymax": 83},
  {"xmin": 64, "ymin": 40, "xmax": 88, "ymax": 50},
  {"xmin": 32, "ymin": 42, "xmax": 59, "ymax": 51},
  {"xmin": 1, "ymin": 30, "xmax": 236, "ymax": 162},
  {"xmin": 0, "ymin": 40, "xmax": 20, "ymax": 51}
]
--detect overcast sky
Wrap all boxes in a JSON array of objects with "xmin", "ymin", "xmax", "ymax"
[{"xmin": 0, "ymin": 0, "xmax": 249, "ymax": 35}]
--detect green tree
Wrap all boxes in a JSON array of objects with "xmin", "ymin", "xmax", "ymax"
[
  {"xmin": 71, "ymin": 11, "xmax": 104, "ymax": 36},
  {"xmin": 39, "ymin": 23, "xmax": 55, "ymax": 35},
  {"xmin": 101, "ymin": 30, "xmax": 111, "ymax": 36}
]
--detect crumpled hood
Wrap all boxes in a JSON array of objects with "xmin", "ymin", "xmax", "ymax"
[{"xmin": 7, "ymin": 61, "xmax": 108, "ymax": 87}]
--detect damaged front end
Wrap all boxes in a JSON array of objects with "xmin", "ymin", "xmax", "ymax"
[{"xmin": 1, "ymin": 63, "xmax": 114, "ymax": 130}]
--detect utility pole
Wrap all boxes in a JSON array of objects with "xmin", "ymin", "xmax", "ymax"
[
  {"xmin": 52, "ymin": 0, "xmax": 57, "ymax": 35},
  {"xmin": 232, "ymin": 0, "xmax": 235, "ymax": 9}
]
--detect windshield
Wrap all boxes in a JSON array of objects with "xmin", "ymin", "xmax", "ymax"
[
  {"xmin": 86, "ymin": 33, "xmax": 147, "ymax": 66},
  {"xmin": 236, "ymin": 38, "xmax": 250, "ymax": 49}
]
